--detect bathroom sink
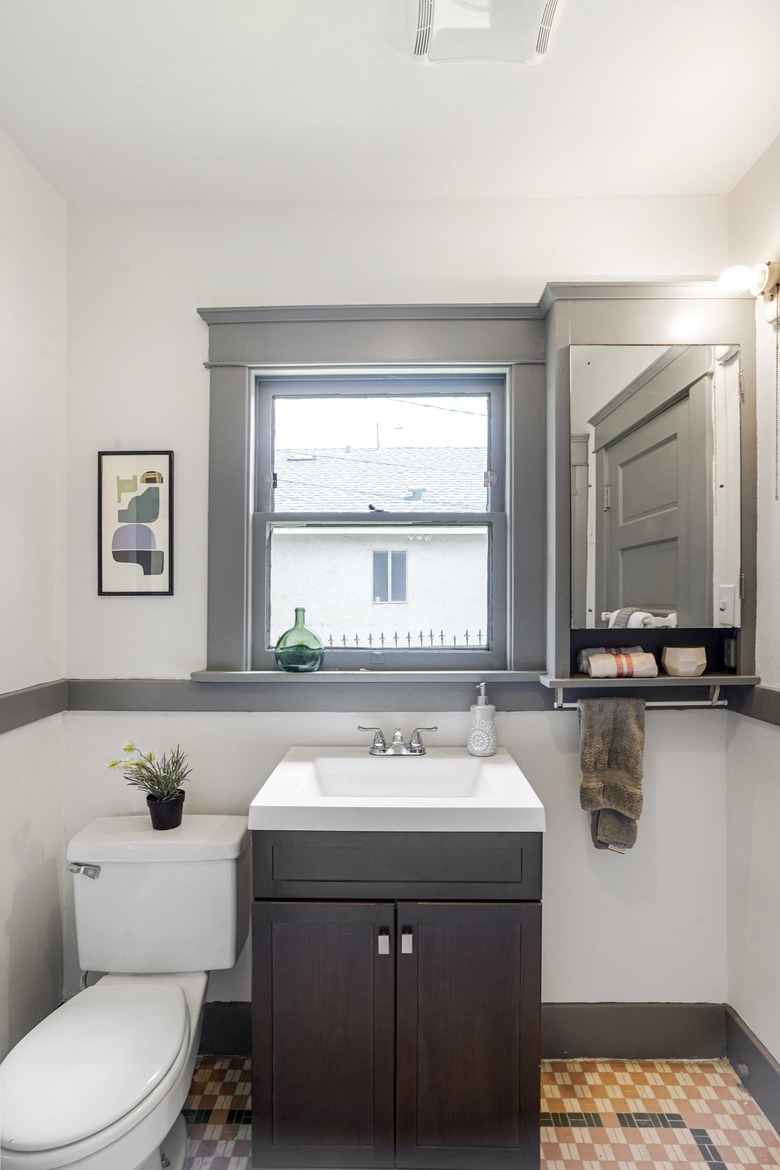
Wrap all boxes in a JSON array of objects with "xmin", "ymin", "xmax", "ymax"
[{"xmin": 249, "ymin": 746, "xmax": 545, "ymax": 832}]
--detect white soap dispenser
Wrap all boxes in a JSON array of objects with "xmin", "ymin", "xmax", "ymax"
[{"xmin": 467, "ymin": 682, "xmax": 497, "ymax": 757}]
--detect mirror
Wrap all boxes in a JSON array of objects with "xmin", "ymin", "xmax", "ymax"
[{"xmin": 570, "ymin": 344, "xmax": 742, "ymax": 630}]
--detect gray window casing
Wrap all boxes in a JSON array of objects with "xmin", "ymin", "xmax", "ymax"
[{"xmin": 198, "ymin": 306, "xmax": 547, "ymax": 677}]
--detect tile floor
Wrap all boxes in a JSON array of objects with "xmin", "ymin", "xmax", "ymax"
[{"xmin": 183, "ymin": 1055, "xmax": 780, "ymax": 1169}]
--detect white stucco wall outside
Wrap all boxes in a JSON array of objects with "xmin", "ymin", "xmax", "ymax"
[{"xmin": 270, "ymin": 529, "xmax": 488, "ymax": 648}]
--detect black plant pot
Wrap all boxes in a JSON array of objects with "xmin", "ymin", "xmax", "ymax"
[{"xmin": 147, "ymin": 790, "xmax": 185, "ymax": 830}]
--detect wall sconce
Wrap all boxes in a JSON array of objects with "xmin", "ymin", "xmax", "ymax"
[{"xmin": 719, "ymin": 261, "xmax": 780, "ymax": 323}]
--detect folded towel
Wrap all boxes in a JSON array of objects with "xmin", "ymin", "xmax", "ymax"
[
  {"xmin": 578, "ymin": 697, "xmax": 645, "ymax": 851},
  {"xmin": 587, "ymin": 651, "xmax": 658, "ymax": 679},
  {"xmin": 589, "ymin": 808, "xmax": 637, "ymax": 852},
  {"xmin": 577, "ymin": 646, "xmax": 643, "ymax": 675},
  {"xmin": 608, "ymin": 608, "xmax": 655, "ymax": 629}
]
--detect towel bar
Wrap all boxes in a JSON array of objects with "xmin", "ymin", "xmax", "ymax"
[{"xmin": 553, "ymin": 684, "xmax": 726, "ymax": 710}]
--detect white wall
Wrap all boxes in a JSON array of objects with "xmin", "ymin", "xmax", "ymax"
[
  {"xmin": 0, "ymin": 125, "xmax": 67, "ymax": 1057},
  {"xmin": 0, "ymin": 126, "xmax": 67, "ymax": 693},
  {"xmin": 0, "ymin": 718, "xmax": 65, "ymax": 1057},
  {"xmin": 726, "ymin": 715, "xmax": 780, "ymax": 1061},
  {"xmin": 724, "ymin": 130, "xmax": 780, "ymax": 1064},
  {"xmin": 66, "ymin": 196, "xmax": 727, "ymax": 678},
  {"xmin": 56, "ymin": 194, "xmax": 740, "ymax": 1009},
  {"xmin": 54, "ymin": 193, "xmax": 736, "ymax": 1012},
  {"xmin": 730, "ymin": 136, "xmax": 780, "ymax": 686},
  {"xmin": 62, "ymin": 708, "xmax": 728, "ymax": 1007}
]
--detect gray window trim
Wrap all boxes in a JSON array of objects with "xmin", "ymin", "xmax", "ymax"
[{"xmin": 200, "ymin": 306, "xmax": 547, "ymax": 677}]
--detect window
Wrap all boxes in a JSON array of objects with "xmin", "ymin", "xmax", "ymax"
[
  {"xmin": 373, "ymin": 550, "xmax": 407, "ymax": 603},
  {"xmin": 200, "ymin": 304, "xmax": 546, "ymax": 677},
  {"xmin": 256, "ymin": 374, "xmax": 506, "ymax": 668}
]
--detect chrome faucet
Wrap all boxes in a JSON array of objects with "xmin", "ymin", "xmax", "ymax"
[{"xmin": 357, "ymin": 726, "xmax": 438, "ymax": 755}]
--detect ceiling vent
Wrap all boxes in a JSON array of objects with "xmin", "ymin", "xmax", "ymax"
[{"xmin": 409, "ymin": 0, "xmax": 566, "ymax": 64}]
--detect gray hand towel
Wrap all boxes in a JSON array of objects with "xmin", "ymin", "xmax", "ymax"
[{"xmin": 578, "ymin": 697, "xmax": 645, "ymax": 851}]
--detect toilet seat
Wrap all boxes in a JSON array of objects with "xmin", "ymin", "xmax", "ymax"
[{"xmin": 0, "ymin": 982, "xmax": 189, "ymax": 1153}]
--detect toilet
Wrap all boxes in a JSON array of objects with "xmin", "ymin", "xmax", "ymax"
[{"xmin": 0, "ymin": 814, "xmax": 250, "ymax": 1170}]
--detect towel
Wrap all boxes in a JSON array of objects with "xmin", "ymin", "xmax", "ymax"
[
  {"xmin": 578, "ymin": 697, "xmax": 645, "ymax": 851},
  {"xmin": 577, "ymin": 646, "xmax": 643, "ymax": 675},
  {"xmin": 587, "ymin": 651, "xmax": 658, "ymax": 679},
  {"xmin": 608, "ymin": 608, "xmax": 655, "ymax": 629}
]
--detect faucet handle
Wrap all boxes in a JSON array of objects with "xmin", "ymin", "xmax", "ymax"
[
  {"xmin": 409, "ymin": 726, "xmax": 438, "ymax": 752},
  {"xmin": 358, "ymin": 725, "xmax": 386, "ymax": 750}
]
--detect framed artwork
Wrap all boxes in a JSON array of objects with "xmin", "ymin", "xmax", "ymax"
[{"xmin": 98, "ymin": 451, "xmax": 174, "ymax": 595}]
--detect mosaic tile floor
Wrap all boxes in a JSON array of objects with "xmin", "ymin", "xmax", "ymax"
[{"xmin": 183, "ymin": 1055, "xmax": 780, "ymax": 1169}]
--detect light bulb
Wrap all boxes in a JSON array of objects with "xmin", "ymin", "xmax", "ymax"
[
  {"xmin": 718, "ymin": 261, "xmax": 774, "ymax": 296},
  {"xmin": 718, "ymin": 265, "xmax": 755, "ymax": 295}
]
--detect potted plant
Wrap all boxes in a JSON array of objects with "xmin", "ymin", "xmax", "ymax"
[{"xmin": 108, "ymin": 741, "xmax": 192, "ymax": 830}]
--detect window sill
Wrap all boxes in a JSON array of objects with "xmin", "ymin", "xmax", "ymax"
[{"xmin": 191, "ymin": 669, "xmax": 542, "ymax": 684}]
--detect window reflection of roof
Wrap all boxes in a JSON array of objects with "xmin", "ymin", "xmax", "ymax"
[{"xmin": 274, "ymin": 447, "xmax": 487, "ymax": 511}]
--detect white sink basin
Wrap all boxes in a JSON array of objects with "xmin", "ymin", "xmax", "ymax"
[{"xmin": 249, "ymin": 746, "xmax": 545, "ymax": 832}]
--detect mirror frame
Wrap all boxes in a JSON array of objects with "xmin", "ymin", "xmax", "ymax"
[{"xmin": 541, "ymin": 282, "xmax": 757, "ymax": 680}]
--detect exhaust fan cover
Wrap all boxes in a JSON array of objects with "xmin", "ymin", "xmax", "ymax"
[{"xmin": 410, "ymin": 0, "xmax": 565, "ymax": 64}]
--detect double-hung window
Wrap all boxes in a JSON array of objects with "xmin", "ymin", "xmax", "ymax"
[{"xmin": 254, "ymin": 373, "xmax": 507, "ymax": 670}]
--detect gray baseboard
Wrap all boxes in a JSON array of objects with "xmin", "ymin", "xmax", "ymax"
[
  {"xmin": 725, "ymin": 1005, "xmax": 780, "ymax": 1134},
  {"xmin": 200, "ymin": 1001, "xmax": 252, "ymax": 1056},
  {"xmin": 541, "ymin": 1002, "xmax": 727, "ymax": 1059},
  {"xmin": 199, "ymin": 1001, "xmax": 728, "ymax": 1062},
  {"xmin": 199, "ymin": 999, "xmax": 780, "ymax": 1132}
]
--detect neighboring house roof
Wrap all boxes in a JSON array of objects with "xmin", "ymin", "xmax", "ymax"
[{"xmin": 274, "ymin": 447, "xmax": 487, "ymax": 512}]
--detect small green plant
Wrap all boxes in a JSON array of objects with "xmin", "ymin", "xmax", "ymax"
[{"xmin": 108, "ymin": 741, "xmax": 191, "ymax": 801}]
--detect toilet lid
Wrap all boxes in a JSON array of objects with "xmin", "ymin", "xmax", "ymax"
[{"xmin": 0, "ymin": 982, "xmax": 188, "ymax": 1152}]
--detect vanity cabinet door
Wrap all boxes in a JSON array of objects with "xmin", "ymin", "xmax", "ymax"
[
  {"xmin": 395, "ymin": 901, "xmax": 542, "ymax": 1170},
  {"xmin": 252, "ymin": 901, "xmax": 396, "ymax": 1169}
]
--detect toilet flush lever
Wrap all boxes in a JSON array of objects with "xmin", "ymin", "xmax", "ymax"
[{"xmin": 67, "ymin": 862, "xmax": 101, "ymax": 880}]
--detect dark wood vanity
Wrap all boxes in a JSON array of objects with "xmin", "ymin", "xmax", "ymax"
[{"xmin": 251, "ymin": 829, "xmax": 543, "ymax": 1170}]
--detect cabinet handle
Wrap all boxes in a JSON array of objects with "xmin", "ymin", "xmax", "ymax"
[
  {"xmin": 377, "ymin": 927, "xmax": 390, "ymax": 955},
  {"xmin": 401, "ymin": 926, "xmax": 413, "ymax": 955}
]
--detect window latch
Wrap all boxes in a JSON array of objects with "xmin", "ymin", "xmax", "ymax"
[
  {"xmin": 484, "ymin": 470, "xmax": 498, "ymax": 488},
  {"xmin": 263, "ymin": 471, "xmax": 278, "ymax": 489}
]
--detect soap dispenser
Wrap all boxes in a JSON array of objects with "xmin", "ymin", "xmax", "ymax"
[{"xmin": 467, "ymin": 682, "xmax": 497, "ymax": 757}]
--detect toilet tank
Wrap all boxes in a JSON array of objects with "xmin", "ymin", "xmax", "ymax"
[{"xmin": 67, "ymin": 815, "xmax": 250, "ymax": 973}]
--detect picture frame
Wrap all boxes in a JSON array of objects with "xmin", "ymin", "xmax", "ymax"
[{"xmin": 98, "ymin": 451, "xmax": 174, "ymax": 595}]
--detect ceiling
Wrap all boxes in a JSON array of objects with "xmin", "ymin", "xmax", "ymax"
[{"xmin": 1, "ymin": 0, "xmax": 779, "ymax": 204}]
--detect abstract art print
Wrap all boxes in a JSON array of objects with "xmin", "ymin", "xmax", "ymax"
[{"xmin": 98, "ymin": 451, "xmax": 173, "ymax": 595}]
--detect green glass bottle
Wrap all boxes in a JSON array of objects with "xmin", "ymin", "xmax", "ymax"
[{"xmin": 274, "ymin": 607, "xmax": 324, "ymax": 672}]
